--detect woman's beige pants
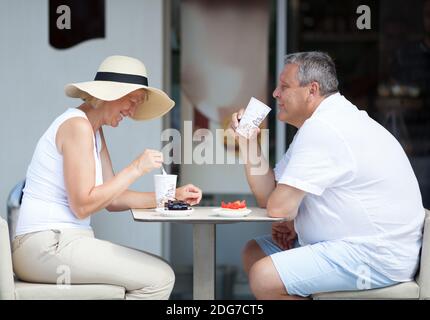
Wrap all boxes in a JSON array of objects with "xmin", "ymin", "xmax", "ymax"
[{"xmin": 12, "ymin": 228, "xmax": 175, "ymax": 300}]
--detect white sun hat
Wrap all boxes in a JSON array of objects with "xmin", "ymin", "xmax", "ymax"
[{"xmin": 64, "ymin": 55, "xmax": 175, "ymax": 120}]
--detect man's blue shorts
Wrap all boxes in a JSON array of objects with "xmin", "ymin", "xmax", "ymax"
[{"xmin": 255, "ymin": 235, "xmax": 398, "ymax": 297}]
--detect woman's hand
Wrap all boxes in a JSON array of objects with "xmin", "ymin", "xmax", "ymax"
[
  {"xmin": 175, "ymin": 184, "xmax": 202, "ymax": 206},
  {"xmin": 272, "ymin": 221, "xmax": 297, "ymax": 250},
  {"xmin": 132, "ymin": 149, "xmax": 163, "ymax": 176}
]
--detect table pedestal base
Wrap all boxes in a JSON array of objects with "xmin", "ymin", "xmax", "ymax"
[{"xmin": 193, "ymin": 224, "xmax": 216, "ymax": 300}]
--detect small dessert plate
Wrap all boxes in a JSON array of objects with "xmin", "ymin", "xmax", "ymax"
[
  {"xmin": 155, "ymin": 207, "xmax": 194, "ymax": 217},
  {"xmin": 212, "ymin": 208, "xmax": 252, "ymax": 218}
]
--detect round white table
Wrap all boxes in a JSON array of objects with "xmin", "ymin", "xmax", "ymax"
[{"xmin": 132, "ymin": 206, "xmax": 286, "ymax": 300}]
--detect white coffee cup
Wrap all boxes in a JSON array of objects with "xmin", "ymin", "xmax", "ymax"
[
  {"xmin": 236, "ymin": 97, "xmax": 271, "ymax": 139},
  {"xmin": 154, "ymin": 174, "xmax": 177, "ymax": 208}
]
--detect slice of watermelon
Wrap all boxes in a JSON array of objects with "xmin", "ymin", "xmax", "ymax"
[{"xmin": 220, "ymin": 200, "xmax": 247, "ymax": 210}]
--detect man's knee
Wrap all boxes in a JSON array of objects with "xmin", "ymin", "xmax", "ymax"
[
  {"xmin": 248, "ymin": 258, "xmax": 286, "ymax": 300},
  {"xmin": 248, "ymin": 259, "xmax": 270, "ymax": 297},
  {"xmin": 242, "ymin": 239, "xmax": 265, "ymax": 275}
]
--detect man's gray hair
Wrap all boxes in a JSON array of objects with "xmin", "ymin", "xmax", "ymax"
[{"xmin": 284, "ymin": 51, "xmax": 339, "ymax": 96}]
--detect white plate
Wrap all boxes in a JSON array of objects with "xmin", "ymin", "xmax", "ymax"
[
  {"xmin": 155, "ymin": 207, "xmax": 193, "ymax": 217},
  {"xmin": 212, "ymin": 208, "xmax": 252, "ymax": 217}
]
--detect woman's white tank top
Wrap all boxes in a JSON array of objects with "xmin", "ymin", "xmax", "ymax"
[{"xmin": 15, "ymin": 108, "xmax": 103, "ymax": 236}]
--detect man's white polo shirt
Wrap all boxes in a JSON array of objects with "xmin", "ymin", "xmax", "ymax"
[{"xmin": 274, "ymin": 92, "xmax": 425, "ymax": 281}]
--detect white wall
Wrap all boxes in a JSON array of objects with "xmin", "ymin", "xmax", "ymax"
[{"xmin": 0, "ymin": 0, "xmax": 166, "ymax": 256}]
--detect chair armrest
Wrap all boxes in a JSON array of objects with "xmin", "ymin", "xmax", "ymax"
[{"xmin": 0, "ymin": 218, "xmax": 15, "ymax": 300}]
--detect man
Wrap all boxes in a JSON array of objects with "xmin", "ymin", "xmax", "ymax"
[{"xmin": 231, "ymin": 52, "xmax": 425, "ymax": 300}]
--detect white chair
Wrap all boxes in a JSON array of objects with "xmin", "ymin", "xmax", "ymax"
[
  {"xmin": 313, "ymin": 209, "xmax": 430, "ymax": 300},
  {"xmin": 0, "ymin": 216, "xmax": 126, "ymax": 300}
]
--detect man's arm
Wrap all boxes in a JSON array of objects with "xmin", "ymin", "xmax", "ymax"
[
  {"xmin": 240, "ymin": 139, "xmax": 276, "ymax": 208},
  {"xmin": 266, "ymin": 184, "xmax": 306, "ymax": 219},
  {"xmin": 231, "ymin": 109, "xmax": 276, "ymax": 208}
]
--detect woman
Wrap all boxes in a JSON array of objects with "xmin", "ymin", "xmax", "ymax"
[{"xmin": 12, "ymin": 55, "xmax": 202, "ymax": 299}]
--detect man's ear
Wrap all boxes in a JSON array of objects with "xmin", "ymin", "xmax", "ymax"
[{"xmin": 309, "ymin": 81, "xmax": 319, "ymax": 97}]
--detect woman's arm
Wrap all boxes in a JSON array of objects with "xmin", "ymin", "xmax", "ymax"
[
  {"xmin": 99, "ymin": 129, "xmax": 203, "ymax": 210},
  {"xmin": 99, "ymin": 128, "xmax": 156, "ymax": 211},
  {"xmin": 57, "ymin": 118, "xmax": 162, "ymax": 218}
]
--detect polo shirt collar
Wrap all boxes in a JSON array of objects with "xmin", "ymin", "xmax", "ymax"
[{"xmin": 311, "ymin": 92, "xmax": 341, "ymax": 117}]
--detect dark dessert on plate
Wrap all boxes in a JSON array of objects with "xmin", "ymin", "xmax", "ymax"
[{"xmin": 165, "ymin": 200, "xmax": 190, "ymax": 210}]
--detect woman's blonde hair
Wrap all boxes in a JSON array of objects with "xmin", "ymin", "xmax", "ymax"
[{"xmin": 82, "ymin": 93, "xmax": 103, "ymax": 108}]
